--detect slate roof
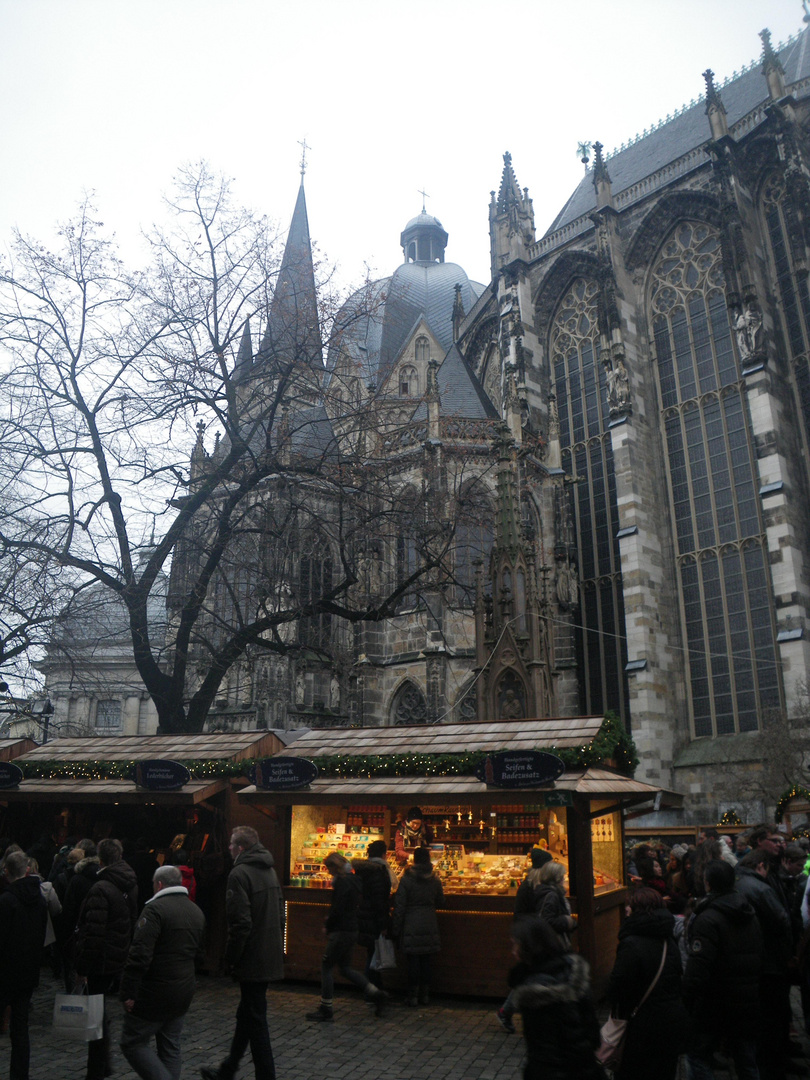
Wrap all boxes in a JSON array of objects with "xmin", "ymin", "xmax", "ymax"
[
  {"xmin": 548, "ymin": 28, "xmax": 810, "ymax": 234},
  {"xmin": 411, "ymin": 343, "xmax": 498, "ymax": 422}
]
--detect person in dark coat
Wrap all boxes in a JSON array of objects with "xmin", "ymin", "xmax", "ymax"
[
  {"xmin": 392, "ymin": 845, "xmax": 444, "ymax": 1006},
  {"xmin": 533, "ymin": 860, "xmax": 577, "ymax": 946},
  {"xmin": 201, "ymin": 826, "xmax": 285, "ymax": 1080},
  {"xmin": 125, "ymin": 838, "xmax": 160, "ymax": 914},
  {"xmin": 736, "ymin": 850, "xmax": 793, "ymax": 1080},
  {"xmin": 119, "ymin": 864, "xmax": 206, "ymax": 1080},
  {"xmin": 0, "ymin": 850, "xmax": 47, "ymax": 1080},
  {"xmin": 75, "ymin": 838, "xmax": 138, "ymax": 1080},
  {"xmin": 683, "ymin": 860, "xmax": 761, "ymax": 1080},
  {"xmin": 606, "ymin": 887, "xmax": 687, "ymax": 1080},
  {"xmin": 510, "ymin": 918, "xmax": 604, "ymax": 1080},
  {"xmin": 496, "ymin": 848, "xmax": 554, "ymax": 1033},
  {"xmin": 394, "ymin": 806, "xmax": 433, "ymax": 864},
  {"xmin": 307, "ymin": 851, "xmax": 388, "ymax": 1021},
  {"xmin": 351, "ymin": 839, "xmax": 393, "ymax": 988}
]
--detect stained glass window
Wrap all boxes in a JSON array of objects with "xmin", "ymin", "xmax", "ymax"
[
  {"xmin": 650, "ymin": 221, "xmax": 781, "ymax": 736},
  {"xmin": 391, "ymin": 681, "xmax": 427, "ymax": 726},
  {"xmin": 551, "ymin": 278, "xmax": 628, "ymax": 718}
]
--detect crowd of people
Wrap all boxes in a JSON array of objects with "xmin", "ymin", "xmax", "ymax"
[
  {"xmin": 498, "ymin": 824, "xmax": 810, "ymax": 1080},
  {"xmin": 4, "ymin": 816, "xmax": 809, "ymax": 1080}
]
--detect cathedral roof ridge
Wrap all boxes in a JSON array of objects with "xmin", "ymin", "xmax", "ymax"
[{"xmin": 603, "ymin": 25, "xmax": 804, "ymax": 161}]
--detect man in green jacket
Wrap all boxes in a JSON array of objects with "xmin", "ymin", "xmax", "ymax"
[
  {"xmin": 201, "ymin": 826, "xmax": 285, "ymax": 1080},
  {"xmin": 119, "ymin": 863, "xmax": 206, "ymax": 1080}
]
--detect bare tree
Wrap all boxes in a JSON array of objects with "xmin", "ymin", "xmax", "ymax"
[{"xmin": 0, "ymin": 165, "xmax": 482, "ymax": 733}]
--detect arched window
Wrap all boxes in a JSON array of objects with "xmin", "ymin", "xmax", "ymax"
[
  {"xmin": 399, "ymin": 365, "xmax": 418, "ymax": 397},
  {"xmin": 391, "ymin": 681, "xmax": 427, "ymax": 726},
  {"xmin": 415, "ymin": 336, "xmax": 430, "ymax": 364},
  {"xmin": 550, "ymin": 277, "xmax": 627, "ymax": 718},
  {"xmin": 395, "ymin": 487, "xmax": 422, "ymax": 611},
  {"xmin": 298, "ymin": 533, "xmax": 333, "ymax": 650},
  {"xmin": 650, "ymin": 220, "xmax": 781, "ymax": 736},
  {"xmin": 454, "ymin": 481, "xmax": 494, "ymax": 605}
]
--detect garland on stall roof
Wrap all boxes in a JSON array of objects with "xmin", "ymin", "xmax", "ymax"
[
  {"xmin": 775, "ymin": 784, "xmax": 810, "ymax": 823},
  {"xmin": 17, "ymin": 712, "xmax": 637, "ymax": 782}
]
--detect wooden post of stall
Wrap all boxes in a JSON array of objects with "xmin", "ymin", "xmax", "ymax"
[{"xmin": 568, "ymin": 794, "xmax": 596, "ymax": 966}]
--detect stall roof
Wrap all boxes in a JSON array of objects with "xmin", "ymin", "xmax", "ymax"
[
  {"xmin": 18, "ymin": 731, "xmax": 286, "ymax": 763},
  {"xmin": 238, "ymin": 767, "xmax": 679, "ymax": 809},
  {"xmin": 276, "ymin": 717, "xmax": 606, "ymax": 758},
  {"xmin": 0, "ymin": 777, "xmax": 227, "ymax": 805},
  {"xmin": 0, "ymin": 738, "xmax": 37, "ymax": 761}
]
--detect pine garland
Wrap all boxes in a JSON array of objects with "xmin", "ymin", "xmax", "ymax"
[
  {"xmin": 775, "ymin": 785, "xmax": 810, "ymax": 824},
  {"xmin": 17, "ymin": 713, "xmax": 637, "ymax": 782}
]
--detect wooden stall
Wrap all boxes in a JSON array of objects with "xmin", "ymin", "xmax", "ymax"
[
  {"xmin": 0, "ymin": 731, "xmax": 292, "ymax": 971},
  {"xmin": 239, "ymin": 719, "xmax": 676, "ymax": 998}
]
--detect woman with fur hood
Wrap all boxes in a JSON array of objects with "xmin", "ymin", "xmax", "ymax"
[
  {"xmin": 509, "ymin": 918, "xmax": 605, "ymax": 1080},
  {"xmin": 392, "ymin": 846, "xmax": 443, "ymax": 1006}
]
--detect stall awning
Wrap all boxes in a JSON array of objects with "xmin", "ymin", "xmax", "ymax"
[
  {"xmin": 237, "ymin": 767, "xmax": 678, "ymax": 809},
  {"xmin": 0, "ymin": 777, "xmax": 227, "ymax": 805},
  {"xmin": 274, "ymin": 717, "xmax": 606, "ymax": 758}
]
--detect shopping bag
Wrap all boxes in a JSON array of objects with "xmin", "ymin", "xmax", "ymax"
[
  {"xmin": 53, "ymin": 989, "xmax": 105, "ymax": 1041},
  {"xmin": 595, "ymin": 1014, "xmax": 627, "ymax": 1068},
  {"xmin": 370, "ymin": 934, "xmax": 397, "ymax": 971}
]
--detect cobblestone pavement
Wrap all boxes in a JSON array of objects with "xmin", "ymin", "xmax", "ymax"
[
  {"xmin": 10, "ymin": 972, "xmax": 526, "ymax": 1080},
  {"xmin": 8, "ymin": 972, "xmax": 810, "ymax": 1080}
]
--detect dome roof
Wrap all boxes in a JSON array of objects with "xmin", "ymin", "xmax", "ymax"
[
  {"xmin": 403, "ymin": 211, "xmax": 445, "ymax": 233},
  {"xmin": 328, "ymin": 260, "xmax": 484, "ymax": 390}
]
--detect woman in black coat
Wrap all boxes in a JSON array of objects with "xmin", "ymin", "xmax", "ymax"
[
  {"xmin": 510, "ymin": 918, "xmax": 604, "ymax": 1080},
  {"xmin": 607, "ymin": 887, "xmax": 688, "ymax": 1080},
  {"xmin": 392, "ymin": 846, "xmax": 443, "ymax": 1006}
]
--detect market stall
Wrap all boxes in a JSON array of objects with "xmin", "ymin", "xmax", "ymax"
[
  {"xmin": 238, "ymin": 718, "xmax": 677, "ymax": 997},
  {"xmin": 0, "ymin": 731, "xmax": 294, "ymax": 970}
]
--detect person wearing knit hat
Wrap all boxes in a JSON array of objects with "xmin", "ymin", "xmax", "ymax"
[
  {"xmin": 394, "ymin": 807, "xmax": 433, "ymax": 865},
  {"xmin": 530, "ymin": 848, "xmax": 553, "ymax": 870}
]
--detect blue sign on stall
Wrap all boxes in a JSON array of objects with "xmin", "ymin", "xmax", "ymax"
[
  {"xmin": 132, "ymin": 760, "xmax": 190, "ymax": 791},
  {"xmin": 251, "ymin": 757, "xmax": 318, "ymax": 791},
  {"xmin": 476, "ymin": 750, "xmax": 565, "ymax": 789},
  {"xmin": 0, "ymin": 761, "xmax": 23, "ymax": 790}
]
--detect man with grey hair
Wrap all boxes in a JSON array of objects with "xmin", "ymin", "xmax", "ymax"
[{"xmin": 119, "ymin": 862, "xmax": 206, "ymax": 1080}]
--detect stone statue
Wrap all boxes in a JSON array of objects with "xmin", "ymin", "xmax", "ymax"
[
  {"xmin": 330, "ymin": 674, "xmax": 340, "ymax": 710},
  {"xmin": 607, "ymin": 359, "xmax": 630, "ymax": 410},
  {"xmin": 294, "ymin": 673, "xmax": 305, "ymax": 705},
  {"xmin": 501, "ymin": 688, "xmax": 525, "ymax": 719},
  {"xmin": 735, "ymin": 304, "xmax": 763, "ymax": 361}
]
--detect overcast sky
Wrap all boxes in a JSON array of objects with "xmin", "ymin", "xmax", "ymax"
[{"xmin": 0, "ymin": 0, "xmax": 804, "ymax": 292}]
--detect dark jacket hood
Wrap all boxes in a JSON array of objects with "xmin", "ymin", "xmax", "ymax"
[
  {"xmin": 9, "ymin": 875, "xmax": 44, "ymax": 908},
  {"xmin": 98, "ymin": 859, "xmax": 137, "ymax": 894},
  {"xmin": 696, "ymin": 889, "xmax": 757, "ymax": 924},
  {"xmin": 512, "ymin": 953, "xmax": 592, "ymax": 1010},
  {"xmin": 405, "ymin": 862, "xmax": 435, "ymax": 880},
  {"xmin": 76, "ymin": 855, "xmax": 100, "ymax": 876},
  {"xmin": 234, "ymin": 844, "xmax": 274, "ymax": 871},
  {"xmin": 619, "ymin": 906, "xmax": 675, "ymax": 941}
]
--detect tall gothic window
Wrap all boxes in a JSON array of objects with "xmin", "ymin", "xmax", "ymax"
[
  {"xmin": 395, "ymin": 487, "xmax": 421, "ymax": 612},
  {"xmin": 415, "ymin": 336, "xmax": 430, "ymax": 364},
  {"xmin": 454, "ymin": 481, "xmax": 493, "ymax": 606},
  {"xmin": 298, "ymin": 533, "xmax": 333, "ymax": 650},
  {"xmin": 551, "ymin": 278, "xmax": 628, "ymax": 718},
  {"xmin": 399, "ymin": 365, "xmax": 418, "ymax": 397},
  {"xmin": 650, "ymin": 220, "xmax": 781, "ymax": 736},
  {"xmin": 762, "ymin": 173, "xmax": 810, "ymax": 445}
]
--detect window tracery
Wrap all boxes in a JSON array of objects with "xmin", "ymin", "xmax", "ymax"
[
  {"xmin": 650, "ymin": 220, "xmax": 781, "ymax": 736},
  {"xmin": 399, "ymin": 364, "xmax": 418, "ymax": 397},
  {"xmin": 391, "ymin": 681, "xmax": 427, "ymax": 726},
  {"xmin": 298, "ymin": 532, "xmax": 333, "ymax": 650}
]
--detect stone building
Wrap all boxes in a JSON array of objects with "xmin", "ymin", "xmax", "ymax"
[{"xmin": 41, "ymin": 22, "xmax": 810, "ymax": 822}]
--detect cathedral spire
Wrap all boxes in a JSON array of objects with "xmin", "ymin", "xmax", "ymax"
[
  {"xmin": 703, "ymin": 69, "xmax": 728, "ymax": 140},
  {"xmin": 257, "ymin": 178, "xmax": 323, "ymax": 398},
  {"xmin": 490, "ymin": 152, "xmax": 536, "ymax": 276},
  {"xmin": 234, "ymin": 318, "xmax": 253, "ymax": 381},
  {"xmin": 591, "ymin": 141, "xmax": 613, "ymax": 209},
  {"xmin": 497, "ymin": 151, "xmax": 523, "ymax": 213},
  {"xmin": 760, "ymin": 28, "xmax": 786, "ymax": 100}
]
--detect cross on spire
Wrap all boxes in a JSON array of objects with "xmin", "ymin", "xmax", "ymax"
[
  {"xmin": 418, "ymin": 187, "xmax": 430, "ymax": 212},
  {"xmin": 298, "ymin": 138, "xmax": 310, "ymax": 178}
]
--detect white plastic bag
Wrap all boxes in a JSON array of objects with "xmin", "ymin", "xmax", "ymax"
[
  {"xmin": 53, "ymin": 989, "xmax": 105, "ymax": 1041},
  {"xmin": 370, "ymin": 934, "xmax": 396, "ymax": 971}
]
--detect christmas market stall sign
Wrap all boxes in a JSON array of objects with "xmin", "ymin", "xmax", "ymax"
[
  {"xmin": 131, "ymin": 759, "xmax": 191, "ymax": 792},
  {"xmin": 251, "ymin": 756, "xmax": 318, "ymax": 791},
  {"xmin": 0, "ymin": 761, "xmax": 23, "ymax": 789},
  {"xmin": 476, "ymin": 750, "xmax": 565, "ymax": 788}
]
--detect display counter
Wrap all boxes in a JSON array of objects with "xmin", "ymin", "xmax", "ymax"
[{"xmin": 238, "ymin": 718, "xmax": 677, "ymax": 998}]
